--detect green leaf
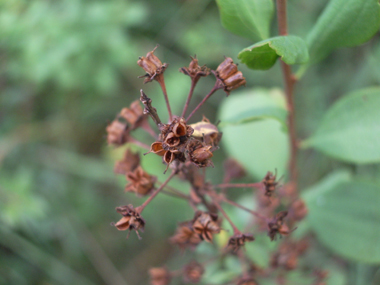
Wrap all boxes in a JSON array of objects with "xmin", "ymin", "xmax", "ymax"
[
  {"xmin": 303, "ymin": 170, "xmax": 380, "ymax": 263},
  {"xmin": 216, "ymin": 0, "xmax": 274, "ymax": 42},
  {"xmin": 219, "ymin": 88, "xmax": 288, "ymax": 129},
  {"xmin": 302, "ymin": 88, "xmax": 380, "ymax": 164},
  {"xmin": 306, "ymin": 0, "xmax": 380, "ymax": 64},
  {"xmin": 218, "ymin": 88, "xmax": 289, "ymax": 179},
  {"xmin": 238, "ymin": 36, "xmax": 309, "ymax": 70}
]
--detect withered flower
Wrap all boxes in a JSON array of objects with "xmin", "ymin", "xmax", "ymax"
[
  {"xmin": 119, "ymin": 100, "xmax": 145, "ymax": 129},
  {"xmin": 236, "ymin": 277, "xmax": 259, "ymax": 285},
  {"xmin": 114, "ymin": 148, "xmax": 140, "ymax": 175},
  {"xmin": 170, "ymin": 221, "xmax": 202, "ymax": 250},
  {"xmin": 183, "ymin": 261, "xmax": 204, "ymax": 283},
  {"xmin": 227, "ymin": 233, "xmax": 255, "ymax": 252},
  {"xmin": 112, "ymin": 205, "xmax": 145, "ymax": 239},
  {"xmin": 187, "ymin": 140, "xmax": 214, "ymax": 168},
  {"xmin": 262, "ymin": 170, "xmax": 279, "ymax": 198},
  {"xmin": 192, "ymin": 211, "xmax": 221, "ymax": 242},
  {"xmin": 289, "ymin": 199, "xmax": 308, "ymax": 221},
  {"xmin": 138, "ymin": 45, "xmax": 168, "ymax": 83},
  {"xmin": 149, "ymin": 267, "xmax": 172, "ymax": 285},
  {"xmin": 268, "ymin": 211, "xmax": 295, "ymax": 241},
  {"xmin": 180, "ymin": 55, "xmax": 210, "ymax": 84},
  {"xmin": 106, "ymin": 119, "xmax": 129, "ymax": 146},
  {"xmin": 125, "ymin": 166, "xmax": 156, "ymax": 196},
  {"xmin": 214, "ymin": 57, "xmax": 246, "ymax": 95}
]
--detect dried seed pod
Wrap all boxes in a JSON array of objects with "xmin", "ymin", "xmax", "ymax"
[
  {"xmin": 262, "ymin": 170, "xmax": 279, "ymax": 197},
  {"xmin": 187, "ymin": 140, "xmax": 214, "ymax": 168},
  {"xmin": 192, "ymin": 211, "xmax": 221, "ymax": 242},
  {"xmin": 289, "ymin": 199, "xmax": 308, "ymax": 221},
  {"xmin": 267, "ymin": 211, "xmax": 295, "ymax": 241},
  {"xmin": 125, "ymin": 166, "xmax": 156, "ymax": 196},
  {"xmin": 137, "ymin": 46, "xmax": 168, "ymax": 83},
  {"xmin": 112, "ymin": 205, "xmax": 145, "ymax": 239},
  {"xmin": 170, "ymin": 221, "xmax": 202, "ymax": 250},
  {"xmin": 236, "ymin": 277, "xmax": 259, "ymax": 285},
  {"xmin": 148, "ymin": 141, "xmax": 166, "ymax": 156},
  {"xmin": 106, "ymin": 120, "xmax": 129, "ymax": 146},
  {"xmin": 119, "ymin": 100, "xmax": 144, "ymax": 128},
  {"xmin": 214, "ymin": 57, "xmax": 246, "ymax": 95},
  {"xmin": 164, "ymin": 132, "xmax": 180, "ymax": 147},
  {"xmin": 190, "ymin": 116, "xmax": 222, "ymax": 146},
  {"xmin": 172, "ymin": 119, "xmax": 188, "ymax": 137},
  {"xmin": 114, "ymin": 148, "xmax": 140, "ymax": 175},
  {"xmin": 149, "ymin": 267, "xmax": 172, "ymax": 285},
  {"xmin": 183, "ymin": 261, "xmax": 204, "ymax": 283},
  {"xmin": 180, "ymin": 55, "xmax": 210, "ymax": 83},
  {"xmin": 227, "ymin": 233, "xmax": 255, "ymax": 252}
]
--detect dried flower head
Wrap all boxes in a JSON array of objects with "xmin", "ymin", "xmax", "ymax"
[
  {"xmin": 149, "ymin": 267, "xmax": 172, "ymax": 285},
  {"xmin": 119, "ymin": 100, "xmax": 145, "ymax": 129},
  {"xmin": 227, "ymin": 233, "xmax": 255, "ymax": 252},
  {"xmin": 112, "ymin": 205, "xmax": 145, "ymax": 239},
  {"xmin": 214, "ymin": 57, "xmax": 246, "ymax": 95},
  {"xmin": 262, "ymin": 170, "xmax": 279, "ymax": 198},
  {"xmin": 183, "ymin": 261, "xmax": 204, "ymax": 283},
  {"xmin": 125, "ymin": 166, "xmax": 156, "ymax": 196},
  {"xmin": 180, "ymin": 55, "xmax": 210, "ymax": 84},
  {"xmin": 192, "ymin": 211, "xmax": 221, "ymax": 242},
  {"xmin": 187, "ymin": 139, "xmax": 214, "ymax": 168},
  {"xmin": 289, "ymin": 199, "xmax": 308, "ymax": 221},
  {"xmin": 236, "ymin": 277, "xmax": 259, "ymax": 285},
  {"xmin": 114, "ymin": 148, "xmax": 140, "ymax": 175},
  {"xmin": 271, "ymin": 241, "xmax": 299, "ymax": 270},
  {"xmin": 268, "ymin": 211, "xmax": 295, "ymax": 241},
  {"xmin": 170, "ymin": 221, "xmax": 202, "ymax": 250},
  {"xmin": 138, "ymin": 45, "xmax": 168, "ymax": 83},
  {"xmin": 106, "ymin": 119, "xmax": 129, "ymax": 146}
]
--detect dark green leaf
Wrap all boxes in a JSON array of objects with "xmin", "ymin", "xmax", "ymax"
[
  {"xmin": 216, "ymin": 0, "xmax": 274, "ymax": 42},
  {"xmin": 218, "ymin": 88, "xmax": 289, "ymax": 179},
  {"xmin": 302, "ymin": 88, "xmax": 380, "ymax": 164},
  {"xmin": 303, "ymin": 170, "xmax": 380, "ymax": 263},
  {"xmin": 306, "ymin": 0, "xmax": 380, "ymax": 64},
  {"xmin": 238, "ymin": 36, "xmax": 309, "ymax": 70}
]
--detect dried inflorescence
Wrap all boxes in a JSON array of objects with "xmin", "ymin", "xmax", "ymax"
[{"xmin": 107, "ymin": 46, "xmax": 311, "ymax": 284}]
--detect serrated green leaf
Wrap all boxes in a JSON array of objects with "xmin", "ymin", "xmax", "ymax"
[
  {"xmin": 238, "ymin": 36, "xmax": 309, "ymax": 70},
  {"xmin": 307, "ymin": 0, "xmax": 380, "ymax": 64},
  {"xmin": 218, "ymin": 88, "xmax": 289, "ymax": 179},
  {"xmin": 302, "ymin": 88, "xmax": 380, "ymax": 164},
  {"xmin": 216, "ymin": 0, "xmax": 274, "ymax": 42},
  {"xmin": 303, "ymin": 171, "xmax": 380, "ymax": 263}
]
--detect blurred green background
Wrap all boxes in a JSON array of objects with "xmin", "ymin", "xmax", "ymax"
[{"xmin": 1, "ymin": 0, "xmax": 380, "ymax": 284}]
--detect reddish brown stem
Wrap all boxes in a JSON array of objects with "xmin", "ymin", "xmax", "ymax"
[
  {"xmin": 222, "ymin": 197, "xmax": 268, "ymax": 221},
  {"xmin": 181, "ymin": 79, "xmax": 197, "ymax": 118},
  {"xmin": 128, "ymin": 137, "xmax": 150, "ymax": 150},
  {"xmin": 212, "ymin": 199, "xmax": 241, "ymax": 235},
  {"xmin": 276, "ymin": 0, "xmax": 298, "ymax": 191},
  {"xmin": 186, "ymin": 83, "xmax": 220, "ymax": 122},
  {"xmin": 156, "ymin": 75, "xmax": 173, "ymax": 121},
  {"xmin": 137, "ymin": 171, "xmax": 176, "ymax": 213},
  {"xmin": 215, "ymin": 182, "xmax": 262, "ymax": 189}
]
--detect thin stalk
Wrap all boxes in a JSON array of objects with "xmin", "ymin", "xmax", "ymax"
[
  {"xmin": 214, "ymin": 182, "xmax": 262, "ymax": 189},
  {"xmin": 212, "ymin": 199, "xmax": 241, "ymax": 235},
  {"xmin": 186, "ymin": 83, "xmax": 220, "ymax": 122},
  {"xmin": 156, "ymin": 75, "xmax": 173, "ymax": 121},
  {"xmin": 222, "ymin": 197, "xmax": 268, "ymax": 221},
  {"xmin": 181, "ymin": 79, "xmax": 197, "ymax": 118},
  {"xmin": 137, "ymin": 171, "xmax": 176, "ymax": 213},
  {"xmin": 129, "ymin": 137, "xmax": 150, "ymax": 150},
  {"xmin": 276, "ymin": 0, "xmax": 298, "ymax": 191}
]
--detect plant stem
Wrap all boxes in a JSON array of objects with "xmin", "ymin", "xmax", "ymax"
[
  {"xmin": 181, "ymin": 79, "xmax": 197, "ymax": 118},
  {"xmin": 128, "ymin": 136, "xmax": 150, "ymax": 150},
  {"xmin": 186, "ymin": 83, "xmax": 220, "ymax": 122},
  {"xmin": 156, "ymin": 75, "xmax": 173, "ymax": 121},
  {"xmin": 276, "ymin": 0, "xmax": 298, "ymax": 191},
  {"xmin": 213, "ymin": 199, "xmax": 240, "ymax": 235},
  {"xmin": 137, "ymin": 171, "xmax": 176, "ymax": 213},
  {"xmin": 214, "ymin": 182, "xmax": 262, "ymax": 189},
  {"xmin": 221, "ymin": 197, "xmax": 268, "ymax": 221}
]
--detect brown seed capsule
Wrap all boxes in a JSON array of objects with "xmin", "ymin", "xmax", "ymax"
[
  {"xmin": 192, "ymin": 211, "xmax": 221, "ymax": 242},
  {"xmin": 125, "ymin": 166, "xmax": 156, "ymax": 196},
  {"xmin": 137, "ymin": 46, "xmax": 168, "ymax": 83},
  {"xmin": 172, "ymin": 119, "xmax": 188, "ymax": 137},
  {"xmin": 267, "ymin": 211, "xmax": 296, "ymax": 241},
  {"xmin": 170, "ymin": 221, "xmax": 202, "ymax": 250},
  {"xmin": 262, "ymin": 170, "xmax": 279, "ymax": 198},
  {"xmin": 149, "ymin": 267, "xmax": 172, "ymax": 285},
  {"xmin": 164, "ymin": 132, "xmax": 180, "ymax": 147},
  {"xmin": 214, "ymin": 57, "xmax": 246, "ymax": 96},
  {"xmin": 180, "ymin": 55, "xmax": 210, "ymax": 84},
  {"xmin": 106, "ymin": 120, "xmax": 129, "ymax": 146},
  {"xmin": 114, "ymin": 148, "xmax": 140, "ymax": 175},
  {"xmin": 227, "ymin": 233, "xmax": 255, "ymax": 252},
  {"xmin": 183, "ymin": 261, "xmax": 204, "ymax": 283},
  {"xmin": 112, "ymin": 204, "xmax": 145, "ymax": 239},
  {"xmin": 148, "ymin": 141, "xmax": 166, "ymax": 156},
  {"xmin": 289, "ymin": 199, "xmax": 308, "ymax": 221}
]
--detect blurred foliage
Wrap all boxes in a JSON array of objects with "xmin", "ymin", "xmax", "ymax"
[{"xmin": 1, "ymin": 0, "xmax": 380, "ymax": 284}]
